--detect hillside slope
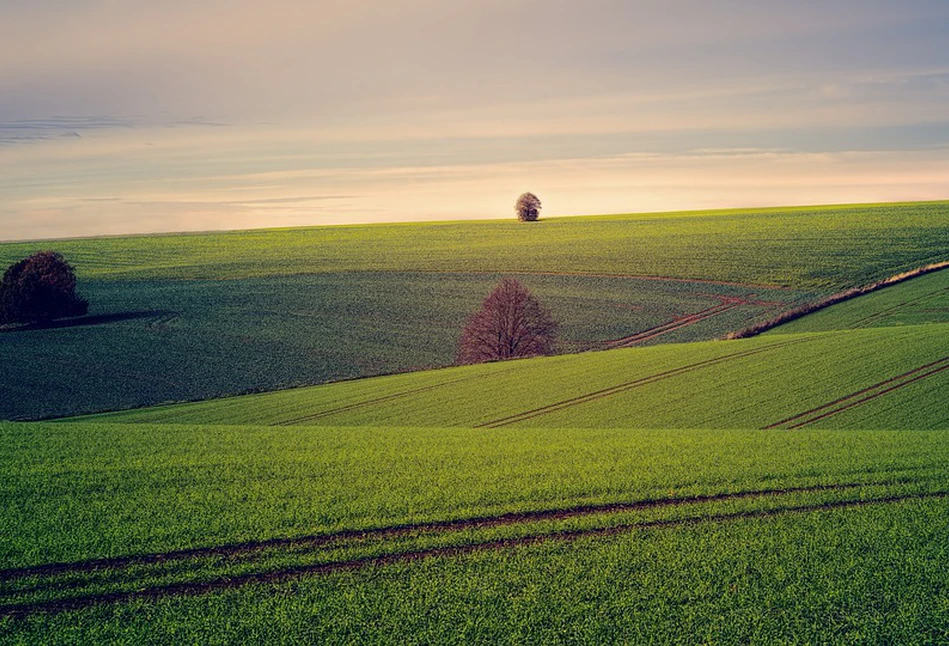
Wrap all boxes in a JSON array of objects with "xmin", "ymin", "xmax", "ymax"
[{"xmin": 82, "ymin": 323, "xmax": 949, "ymax": 430}]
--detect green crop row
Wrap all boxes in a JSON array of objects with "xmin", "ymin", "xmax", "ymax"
[
  {"xmin": 84, "ymin": 324, "xmax": 949, "ymax": 431},
  {"xmin": 771, "ymin": 266, "xmax": 949, "ymax": 334},
  {"xmin": 1, "ymin": 422, "xmax": 947, "ymax": 643}
]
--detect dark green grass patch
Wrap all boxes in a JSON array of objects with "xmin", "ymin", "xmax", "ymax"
[
  {"xmin": 88, "ymin": 324, "xmax": 949, "ymax": 430},
  {"xmin": 0, "ymin": 273, "xmax": 804, "ymax": 420}
]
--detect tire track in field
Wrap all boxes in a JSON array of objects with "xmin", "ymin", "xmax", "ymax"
[
  {"xmin": 847, "ymin": 286, "xmax": 949, "ymax": 327},
  {"xmin": 604, "ymin": 293, "xmax": 790, "ymax": 348},
  {"xmin": 476, "ymin": 337, "xmax": 814, "ymax": 428},
  {"xmin": 605, "ymin": 298, "xmax": 745, "ymax": 348},
  {"xmin": 1, "ymin": 489, "xmax": 945, "ymax": 618},
  {"xmin": 273, "ymin": 366, "xmax": 519, "ymax": 426},
  {"xmin": 0, "ymin": 481, "xmax": 868, "ymax": 584},
  {"xmin": 763, "ymin": 356, "xmax": 949, "ymax": 429}
]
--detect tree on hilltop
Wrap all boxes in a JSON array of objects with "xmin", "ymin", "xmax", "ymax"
[
  {"xmin": 456, "ymin": 278, "xmax": 557, "ymax": 364},
  {"xmin": 0, "ymin": 251, "xmax": 88, "ymax": 325},
  {"xmin": 515, "ymin": 192, "xmax": 542, "ymax": 222}
]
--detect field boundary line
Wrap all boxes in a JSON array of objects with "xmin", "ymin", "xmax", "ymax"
[
  {"xmin": 726, "ymin": 261, "xmax": 949, "ymax": 339},
  {"xmin": 2, "ymin": 490, "xmax": 945, "ymax": 618},
  {"xmin": 476, "ymin": 337, "xmax": 813, "ymax": 428},
  {"xmin": 763, "ymin": 356, "xmax": 949, "ymax": 429},
  {"xmin": 398, "ymin": 269, "xmax": 793, "ymax": 290}
]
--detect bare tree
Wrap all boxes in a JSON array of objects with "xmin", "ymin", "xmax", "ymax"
[
  {"xmin": 515, "ymin": 192, "xmax": 542, "ymax": 222},
  {"xmin": 456, "ymin": 278, "xmax": 557, "ymax": 364}
]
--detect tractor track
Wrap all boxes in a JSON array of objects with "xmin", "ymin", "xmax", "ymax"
[
  {"xmin": 1, "ymin": 489, "xmax": 944, "ymax": 618},
  {"xmin": 606, "ymin": 299, "xmax": 744, "ymax": 348},
  {"xmin": 274, "ymin": 366, "xmax": 518, "ymax": 426},
  {"xmin": 763, "ymin": 356, "xmax": 949, "ymax": 429},
  {"xmin": 0, "ymin": 480, "xmax": 855, "ymax": 584},
  {"xmin": 476, "ymin": 337, "xmax": 813, "ymax": 428},
  {"xmin": 848, "ymin": 286, "xmax": 949, "ymax": 327}
]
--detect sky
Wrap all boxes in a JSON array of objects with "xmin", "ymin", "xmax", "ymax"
[{"xmin": 2, "ymin": 0, "xmax": 948, "ymax": 240}]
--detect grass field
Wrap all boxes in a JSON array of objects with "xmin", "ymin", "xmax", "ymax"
[
  {"xmin": 770, "ymin": 265, "xmax": 949, "ymax": 334},
  {"xmin": 0, "ymin": 273, "xmax": 808, "ymax": 420},
  {"xmin": 3, "ymin": 202, "xmax": 949, "ymax": 642},
  {"xmin": 3, "ymin": 201, "xmax": 948, "ymax": 289},
  {"xmin": 1, "ymin": 422, "xmax": 948, "ymax": 642},
  {"xmin": 81, "ymin": 323, "xmax": 949, "ymax": 430},
  {"xmin": 6, "ymin": 499, "xmax": 946, "ymax": 644},
  {"xmin": 2, "ymin": 201, "xmax": 947, "ymax": 421}
]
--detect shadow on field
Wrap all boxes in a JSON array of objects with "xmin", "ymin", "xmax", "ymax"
[{"xmin": 0, "ymin": 310, "xmax": 174, "ymax": 333}]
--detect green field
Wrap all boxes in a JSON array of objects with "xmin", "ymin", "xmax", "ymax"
[
  {"xmin": 3, "ymin": 201, "xmax": 948, "ymax": 421},
  {"xmin": 0, "ymin": 272, "xmax": 808, "ymax": 421},
  {"xmin": 770, "ymin": 265, "xmax": 949, "ymax": 334},
  {"xmin": 3, "ymin": 202, "xmax": 949, "ymax": 643},
  {"xmin": 3, "ymin": 201, "xmax": 948, "ymax": 288},
  {"xmin": 1, "ymin": 422, "xmax": 948, "ymax": 643},
  {"xmin": 81, "ymin": 323, "xmax": 949, "ymax": 430}
]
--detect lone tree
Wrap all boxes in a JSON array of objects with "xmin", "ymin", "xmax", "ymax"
[
  {"xmin": 0, "ymin": 251, "xmax": 88, "ymax": 325},
  {"xmin": 456, "ymin": 278, "xmax": 557, "ymax": 364},
  {"xmin": 515, "ymin": 192, "xmax": 541, "ymax": 222}
]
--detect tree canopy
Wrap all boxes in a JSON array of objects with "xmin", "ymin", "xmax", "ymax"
[
  {"xmin": 515, "ymin": 192, "xmax": 542, "ymax": 222},
  {"xmin": 0, "ymin": 251, "xmax": 88, "ymax": 325},
  {"xmin": 456, "ymin": 278, "xmax": 557, "ymax": 364}
]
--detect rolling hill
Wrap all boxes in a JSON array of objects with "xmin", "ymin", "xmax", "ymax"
[
  {"xmin": 2, "ymin": 200, "xmax": 948, "ymax": 421},
  {"xmin": 2, "ymin": 202, "xmax": 949, "ymax": 643}
]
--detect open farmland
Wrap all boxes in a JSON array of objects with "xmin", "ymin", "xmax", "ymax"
[
  {"xmin": 0, "ymin": 272, "xmax": 808, "ymax": 421},
  {"xmin": 769, "ymin": 265, "xmax": 949, "ymax": 334},
  {"xmin": 2, "ymin": 200, "xmax": 948, "ymax": 421},
  {"xmin": 1, "ymin": 421, "xmax": 948, "ymax": 642},
  {"xmin": 4, "ymin": 203, "xmax": 949, "ymax": 642},
  {"xmin": 83, "ymin": 323, "xmax": 949, "ymax": 430},
  {"xmin": 2, "ymin": 201, "xmax": 948, "ymax": 288}
]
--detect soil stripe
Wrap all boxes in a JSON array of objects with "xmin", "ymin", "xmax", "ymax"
[
  {"xmin": 762, "ymin": 356, "xmax": 949, "ymax": 429},
  {"xmin": 0, "ymin": 480, "xmax": 862, "ymax": 583},
  {"xmin": 607, "ymin": 299, "xmax": 743, "ymax": 348},
  {"xmin": 1, "ymin": 490, "xmax": 944, "ymax": 618},
  {"xmin": 785, "ymin": 363, "xmax": 949, "ymax": 429}
]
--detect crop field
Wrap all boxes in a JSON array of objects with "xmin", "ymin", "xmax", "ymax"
[
  {"xmin": 0, "ymin": 272, "xmax": 808, "ymax": 420},
  {"xmin": 770, "ymin": 265, "xmax": 949, "ymax": 334},
  {"xmin": 83, "ymin": 323, "xmax": 949, "ymax": 430},
  {"xmin": 2, "ymin": 201, "xmax": 948, "ymax": 289},
  {"xmin": 2, "ymin": 421, "xmax": 949, "ymax": 642},
  {"xmin": 2, "ymin": 201, "xmax": 948, "ymax": 421},
  {"xmin": 3, "ymin": 202, "xmax": 949, "ymax": 642}
]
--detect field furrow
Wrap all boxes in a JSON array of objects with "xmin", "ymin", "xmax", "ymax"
[
  {"xmin": 477, "ymin": 337, "xmax": 813, "ymax": 428},
  {"xmin": 2, "ymin": 484, "xmax": 944, "ymax": 618},
  {"xmin": 763, "ymin": 356, "xmax": 949, "ymax": 429},
  {"xmin": 605, "ymin": 297, "xmax": 744, "ymax": 347}
]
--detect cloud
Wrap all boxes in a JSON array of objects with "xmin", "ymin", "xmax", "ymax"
[{"xmin": 0, "ymin": 2, "xmax": 947, "ymax": 238}]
